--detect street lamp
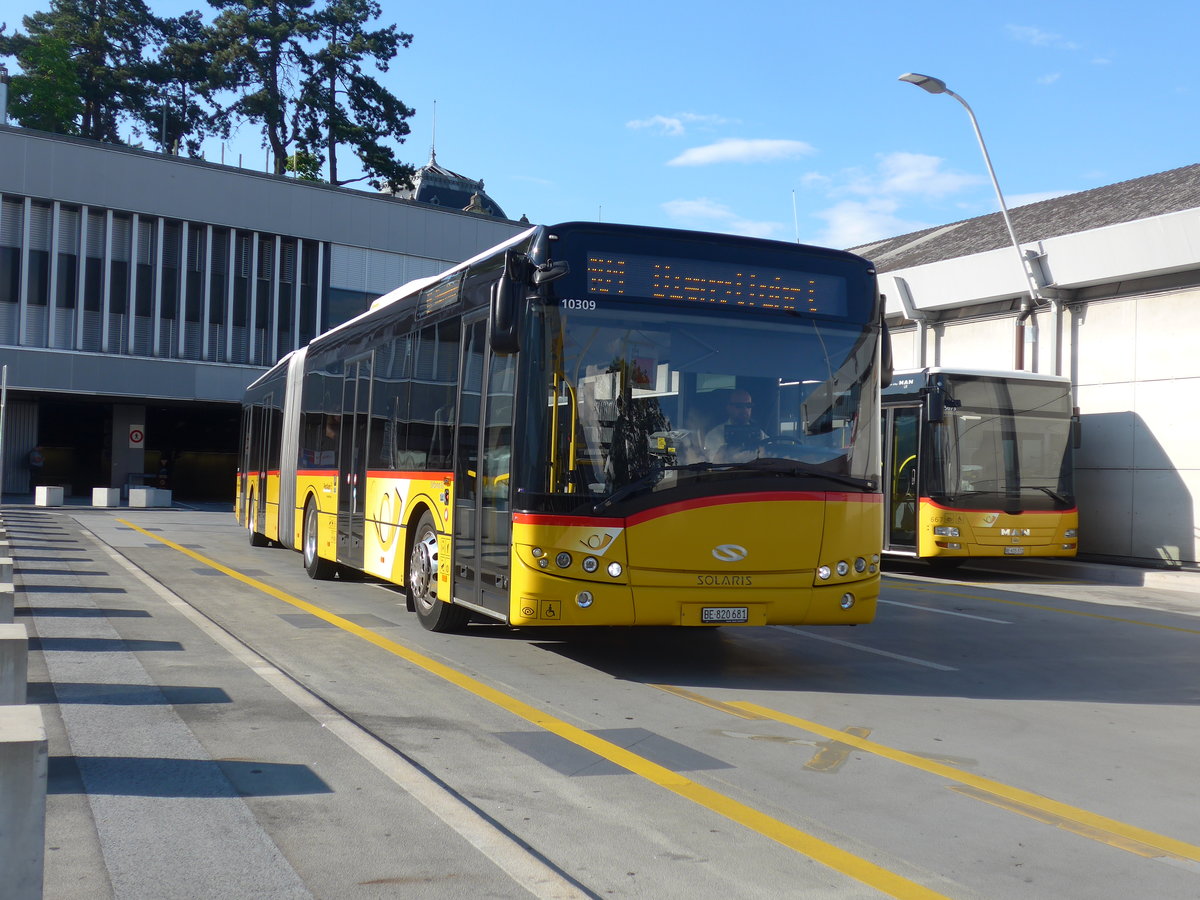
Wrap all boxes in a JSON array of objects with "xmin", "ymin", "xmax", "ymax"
[{"xmin": 898, "ymin": 73, "xmax": 1046, "ymax": 371}]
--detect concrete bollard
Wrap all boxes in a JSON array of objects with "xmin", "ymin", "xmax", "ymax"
[
  {"xmin": 92, "ymin": 487, "xmax": 122, "ymax": 507},
  {"xmin": 0, "ymin": 624, "xmax": 29, "ymax": 705},
  {"xmin": 129, "ymin": 487, "xmax": 172, "ymax": 508},
  {"xmin": 0, "ymin": 705, "xmax": 48, "ymax": 900},
  {"xmin": 34, "ymin": 485, "xmax": 64, "ymax": 507},
  {"xmin": 0, "ymin": 584, "xmax": 13, "ymax": 624}
]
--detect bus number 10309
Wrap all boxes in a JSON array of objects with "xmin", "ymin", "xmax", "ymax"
[{"xmin": 561, "ymin": 298, "xmax": 597, "ymax": 310}]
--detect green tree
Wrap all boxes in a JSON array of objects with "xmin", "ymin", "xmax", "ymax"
[
  {"xmin": 299, "ymin": 0, "xmax": 415, "ymax": 190},
  {"xmin": 4, "ymin": 33, "xmax": 83, "ymax": 133},
  {"xmin": 206, "ymin": 0, "xmax": 318, "ymax": 176},
  {"xmin": 285, "ymin": 148, "xmax": 321, "ymax": 179},
  {"xmin": 137, "ymin": 10, "xmax": 223, "ymax": 155},
  {"xmin": 0, "ymin": 0, "xmax": 164, "ymax": 143}
]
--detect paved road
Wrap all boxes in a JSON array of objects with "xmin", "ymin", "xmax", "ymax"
[{"xmin": 14, "ymin": 504, "xmax": 1200, "ymax": 899}]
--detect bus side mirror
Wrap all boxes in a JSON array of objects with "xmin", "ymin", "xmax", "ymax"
[
  {"xmin": 879, "ymin": 310, "xmax": 893, "ymax": 388},
  {"xmin": 490, "ymin": 251, "xmax": 529, "ymax": 354},
  {"xmin": 925, "ymin": 387, "xmax": 944, "ymax": 423}
]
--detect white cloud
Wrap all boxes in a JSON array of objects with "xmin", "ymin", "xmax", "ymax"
[
  {"xmin": 1006, "ymin": 24, "xmax": 1080, "ymax": 50},
  {"xmin": 854, "ymin": 152, "xmax": 983, "ymax": 198},
  {"xmin": 797, "ymin": 152, "xmax": 985, "ymax": 246},
  {"xmin": 1036, "ymin": 72, "xmax": 1062, "ymax": 85},
  {"xmin": 813, "ymin": 199, "xmax": 925, "ymax": 250},
  {"xmin": 667, "ymin": 138, "xmax": 815, "ymax": 167},
  {"xmin": 661, "ymin": 198, "xmax": 784, "ymax": 239},
  {"xmin": 626, "ymin": 113, "xmax": 731, "ymax": 136}
]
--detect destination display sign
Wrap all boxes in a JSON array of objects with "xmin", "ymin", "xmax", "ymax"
[{"xmin": 585, "ymin": 252, "xmax": 846, "ymax": 316}]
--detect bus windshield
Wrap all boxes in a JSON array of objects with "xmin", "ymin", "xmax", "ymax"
[
  {"xmin": 517, "ymin": 300, "xmax": 881, "ymax": 513},
  {"xmin": 931, "ymin": 376, "xmax": 1075, "ymax": 511}
]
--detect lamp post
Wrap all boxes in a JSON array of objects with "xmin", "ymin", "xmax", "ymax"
[{"xmin": 898, "ymin": 73, "xmax": 1045, "ymax": 371}]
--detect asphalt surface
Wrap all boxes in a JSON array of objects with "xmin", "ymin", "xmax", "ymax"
[{"xmin": 9, "ymin": 497, "xmax": 1200, "ymax": 899}]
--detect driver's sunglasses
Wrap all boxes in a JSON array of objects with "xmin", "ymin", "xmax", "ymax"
[{"xmin": 729, "ymin": 402, "xmax": 753, "ymax": 408}]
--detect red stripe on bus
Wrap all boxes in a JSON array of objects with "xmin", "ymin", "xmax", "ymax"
[
  {"xmin": 513, "ymin": 512, "xmax": 626, "ymax": 527},
  {"xmin": 513, "ymin": 490, "xmax": 880, "ymax": 529},
  {"xmin": 366, "ymin": 470, "xmax": 454, "ymax": 480},
  {"xmin": 297, "ymin": 469, "xmax": 337, "ymax": 477},
  {"xmin": 626, "ymin": 491, "xmax": 879, "ymax": 526},
  {"xmin": 922, "ymin": 498, "xmax": 1077, "ymax": 514}
]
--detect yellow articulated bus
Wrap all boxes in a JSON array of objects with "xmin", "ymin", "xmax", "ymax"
[
  {"xmin": 882, "ymin": 367, "xmax": 1078, "ymax": 563},
  {"xmin": 238, "ymin": 221, "xmax": 890, "ymax": 631}
]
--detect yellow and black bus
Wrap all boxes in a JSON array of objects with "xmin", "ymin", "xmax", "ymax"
[
  {"xmin": 882, "ymin": 367, "xmax": 1078, "ymax": 562},
  {"xmin": 239, "ymin": 222, "xmax": 889, "ymax": 631}
]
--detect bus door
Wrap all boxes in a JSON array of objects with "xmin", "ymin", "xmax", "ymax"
[
  {"xmin": 885, "ymin": 405, "xmax": 920, "ymax": 551},
  {"xmin": 452, "ymin": 313, "xmax": 515, "ymax": 618},
  {"xmin": 239, "ymin": 405, "xmax": 253, "ymax": 520},
  {"xmin": 248, "ymin": 397, "xmax": 273, "ymax": 532},
  {"xmin": 337, "ymin": 354, "xmax": 373, "ymax": 569}
]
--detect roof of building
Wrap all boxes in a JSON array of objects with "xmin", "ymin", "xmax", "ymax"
[
  {"xmin": 848, "ymin": 162, "xmax": 1200, "ymax": 273},
  {"xmin": 388, "ymin": 151, "xmax": 508, "ymax": 219}
]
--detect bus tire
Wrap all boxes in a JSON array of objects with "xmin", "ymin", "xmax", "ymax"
[
  {"xmin": 302, "ymin": 498, "xmax": 337, "ymax": 580},
  {"xmin": 409, "ymin": 510, "xmax": 469, "ymax": 633},
  {"xmin": 248, "ymin": 494, "xmax": 270, "ymax": 547}
]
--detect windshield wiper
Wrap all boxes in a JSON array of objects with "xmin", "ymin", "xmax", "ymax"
[
  {"xmin": 736, "ymin": 458, "xmax": 878, "ymax": 490},
  {"xmin": 592, "ymin": 462, "xmax": 737, "ymax": 512},
  {"xmin": 594, "ymin": 460, "xmax": 877, "ymax": 513},
  {"xmin": 1026, "ymin": 485, "xmax": 1071, "ymax": 505}
]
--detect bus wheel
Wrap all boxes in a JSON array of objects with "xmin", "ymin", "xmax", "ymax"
[
  {"xmin": 248, "ymin": 494, "xmax": 269, "ymax": 547},
  {"xmin": 408, "ymin": 511, "xmax": 469, "ymax": 633},
  {"xmin": 302, "ymin": 499, "xmax": 337, "ymax": 580}
]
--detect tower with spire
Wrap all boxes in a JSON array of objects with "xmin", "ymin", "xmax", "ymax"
[{"xmin": 385, "ymin": 105, "xmax": 508, "ymax": 218}]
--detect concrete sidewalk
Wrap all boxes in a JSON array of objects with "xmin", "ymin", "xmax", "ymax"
[
  {"xmin": 962, "ymin": 555, "xmax": 1200, "ymax": 595},
  {"xmin": 12, "ymin": 504, "xmax": 563, "ymax": 900}
]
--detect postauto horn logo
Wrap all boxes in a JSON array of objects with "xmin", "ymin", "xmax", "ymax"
[{"xmin": 712, "ymin": 544, "xmax": 748, "ymax": 562}]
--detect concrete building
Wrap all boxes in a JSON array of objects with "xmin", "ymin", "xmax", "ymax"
[
  {"xmin": 855, "ymin": 164, "xmax": 1200, "ymax": 568},
  {"xmin": 0, "ymin": 126, "xmax": 525, "ymax": 500}
]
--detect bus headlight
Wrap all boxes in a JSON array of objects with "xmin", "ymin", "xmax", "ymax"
[
  {"xmin": 817, "ymin": 565, "xmax": 831, "ymax": 580},
  {"xmin": 1065, "ymin": 528, "xmax": 1078, "ymax": 538},
  {"xmin": 934, "ymin": 526, "xmax": 960, "ymax": 537},
  {"xmin": 607, "ymin": 561, "xmax": 623, "ymax": 578},
  {"xmin": 835, "ymin": 560, "xmax": 849, "ymax": 576},
  {"xmin": 840, "ymin": 593, "xmax": 855, "ymax": 610},
  {"xmin": 854, "ymin": 557, "xmax": 867, "ymax": 573},
  {"xmin": 555, "ymin": 552, "xmax": 572, "ymax": 568},
  {"xmin": 576, "ymin": 591, "xmax": 594, "ymax": 608},
  {"xmin": 582, "ymin": 556, "xmax": 599, "ymax": 573}
]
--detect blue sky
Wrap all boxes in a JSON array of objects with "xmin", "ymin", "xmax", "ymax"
[{"xmin": 4, "ymin": 0, "xmax": 1197, "ymax": 248}]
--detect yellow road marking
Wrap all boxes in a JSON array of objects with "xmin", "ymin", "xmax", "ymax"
[
  {"xmin": 884, "ymin": 581, "xmax": 1200, "ymax": 635},
  {"xmin": 947, "ymin": 786, "xmax": 1188, "ymax": 861},
  {"xmin": 120, "ymin": 519, "xmax": 949, "ymax": 900},
  {"xmin": 650, "ymin": 684, "xmax": 770, "ymax": 720},
  {"xmin": 805, "ymin": 727, "xmax": 872, "ymax": 774},
  {"xmin": 731, "ymin": 701, "xmax": 1200, "ymax": 864}
]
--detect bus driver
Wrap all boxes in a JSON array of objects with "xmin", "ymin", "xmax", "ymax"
[{"xmin": 703, "ymin": 389, "xmax": 768, "ymax": 460}]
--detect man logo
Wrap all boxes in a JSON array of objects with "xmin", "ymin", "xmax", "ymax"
[{"xmin": 712, "ymin": 544, "xmax": 748, "ymax": 562}]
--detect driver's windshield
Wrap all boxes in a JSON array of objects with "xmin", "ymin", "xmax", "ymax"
[
  {"xmin": 932, "ymin": 376, "xmax": 1075, "ymax": 510},
  {"xmin": 519, "ymin": 300, "xmax": 880, "ymax": 510}
]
